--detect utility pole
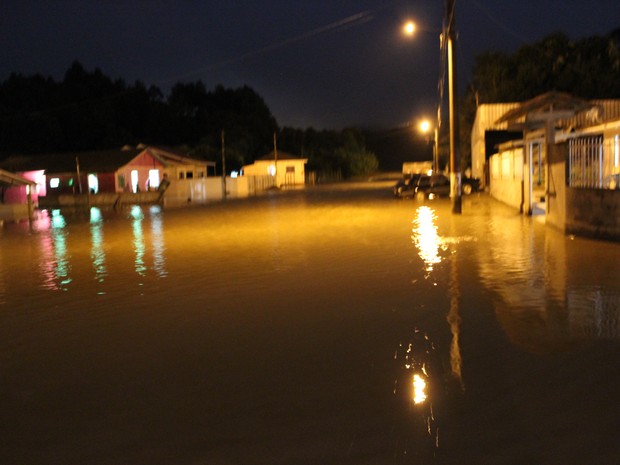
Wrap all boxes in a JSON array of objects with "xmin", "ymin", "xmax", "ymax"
[
  {"xmin": 446, "ymin": 0, "xmax": 462, "ymax": 214},
  {"xmin": 273, "ymin": 131, "xmax": 279, "ymax": 188},
  {"xmin": 221, "ymin": 130, "xmax": 227, "ymax": 200}
]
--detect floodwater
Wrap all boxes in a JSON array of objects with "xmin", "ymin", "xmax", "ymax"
[{"xmin": 1, "ymin": 183, "xmax": 619, "ymax": 465}]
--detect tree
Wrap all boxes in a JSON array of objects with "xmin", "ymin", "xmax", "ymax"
[{"xmin": 460, "ymin": 29, "xmax": 620, "ymax": 169}]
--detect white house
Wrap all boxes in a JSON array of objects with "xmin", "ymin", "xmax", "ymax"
[{"xmin": 242, "ymin": 151, "xmax": 308, "ymax": 187}]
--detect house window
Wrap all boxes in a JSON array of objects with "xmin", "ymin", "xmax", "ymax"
[
  {"xmin": 186, "ymin": 171, "xmax": 194, "ymax": 179},
  {"xmin": 148, "ymin": 170, "xmax": 160, "ymax": 190},
  {"xmin": 131, "ymin": 170, "xmax": 139, "ymax": 193},
  {"xmin": 88, "ymin": 174, "xmax": 99, "ymax": 194},
  {"xmin": 118, "ymin": 174, "xmax": 126, "ymax": 189},
  {"xmin": 50, "ymin": 178, "xmax": 60, "ymax": 188},
  {"xmin": 179, "ymin": 172, "xmax": 185, "ymax": 180}
]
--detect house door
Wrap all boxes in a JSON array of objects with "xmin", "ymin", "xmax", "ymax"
[{"xmin": 285, "ymin": 166, "xmax": 295, "ymax": 186}]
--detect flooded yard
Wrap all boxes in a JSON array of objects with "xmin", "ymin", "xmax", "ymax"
[{"xmin": 1, "ymin": 183, "xmax": 619, "ymax": 464}]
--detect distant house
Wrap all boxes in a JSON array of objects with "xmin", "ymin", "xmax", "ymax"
[
  {"xmin": 242, "ymin": 150, "xmax": 308, "ymax": 187},
  {"xmin": 0, "ymin": 145, "xmax": 216, "ymax": 203}
]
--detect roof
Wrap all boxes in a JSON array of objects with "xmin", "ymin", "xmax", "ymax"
[
  {"xmin": 257, "ymin": 150, "xmax": 306, "ymax": 161},
  {"xmin": 0, "ymin": 168, "xmax": 36, "ymax": 187},
  {"xmin": 495, "ymin": 91, "xmax": 594, "ymax": 125},
  {"xmin": 472, "ymin": 103, "xmax": 520, "ymax": 132},
  {"xmin": 0, "ymin": 145, "xmax": 215, "ymax": 174}
]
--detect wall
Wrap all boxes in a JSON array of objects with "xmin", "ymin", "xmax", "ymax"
[
  {"xmin": 164, "ymin": 178, "xmax": 219, "ymax": 205},
  {"xmin": 546, "ymin": 144, "xmax": 568, "ymax": 232},
  {"xmin": 39, "ymin": 191, "xmax": 161, "ymax": 208},
  {"xmin": 565, "ymin": 188, "xmax": 620, "ymax": 241},
  {"xmin": 163, "ymin": 176, "xmax": 269, "ymax": 206},
  {"xmin": 0, "ymin": 203, "xmax": 32, "ymax": 222},
  {"xmin": 488, "ymin": 147, "xmax": 524, "ymax": 210},
  {"xmin": 243, "ymin": 160, "xmax": 307, "ymax": 186}
]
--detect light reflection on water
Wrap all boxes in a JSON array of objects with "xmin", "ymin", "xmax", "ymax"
[
  {"xmin": 0, "ymin": 188, "xmax": 619, "ymax": 464},
  {"xmin": 90, "ymin": 207, "xmax": 107, "ymax": 285}
]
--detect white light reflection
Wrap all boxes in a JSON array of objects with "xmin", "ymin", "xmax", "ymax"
[
  {"xmin": 90, "ymin": 207, "xmax": 107, "ymax": 284},
  {"xmin": 412, "ymin": 206, "xmax": 445, "ymax": 273},
  {"xmin": 40, "ymin": 209, "xmax": 72, "ymax": 290},
  {"xmin": 131, "ymin": 206, "xmax": 147, "ymax": 277}
]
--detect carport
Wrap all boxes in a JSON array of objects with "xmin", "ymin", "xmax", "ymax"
[{"xmin": 0, "ymin": 168, "xmax": 37, "ymax": 224}]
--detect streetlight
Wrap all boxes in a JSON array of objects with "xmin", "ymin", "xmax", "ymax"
[
  {"xmin": 418, "ymin": 119, "xmax": 439, "ymax": 174},
  {"xmin": 403, "ymin": 20, "xmax": 416, "ymax": 36},
  {"xmin": 403, "ymin": 9, "xmax": 461, "ymax": 213}
]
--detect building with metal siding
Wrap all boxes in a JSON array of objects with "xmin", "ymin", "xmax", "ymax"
[{"xmin": 470, "ymin": 103, "xmax": 520, "ymax": 182}]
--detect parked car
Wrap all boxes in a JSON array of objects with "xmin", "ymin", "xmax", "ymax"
[
  {"xmin": 413, "ymin": 173, "xmax": 481, "ymax": 200},
  {"xmin": 393, "ymin": 173, "xmax": 423, "ymax": 198},
  {"xmin": 414, "ymin": 174, "xmax": 451, "ymax": 200},
  {"xmin": 462, "ymin": 176, "xmax": 481, "ymax": 195}
]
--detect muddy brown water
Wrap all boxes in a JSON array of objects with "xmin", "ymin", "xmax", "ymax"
[{"xmin": 1, "ymin": 183, "xmax": 619, "ymax": 464}]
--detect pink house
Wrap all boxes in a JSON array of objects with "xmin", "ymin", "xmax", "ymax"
[
  {"xmin": 0, "ymin": 168, "xmax": 38, "ymax": 222},
  {"xmin": 0, "ymin": 145, "xmax": 215, "ymax": 200}
]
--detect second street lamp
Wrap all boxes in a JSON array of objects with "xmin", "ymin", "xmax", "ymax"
[{"xmin": 419, "ymin": 119, "xmax": 439, "ymax": 173}]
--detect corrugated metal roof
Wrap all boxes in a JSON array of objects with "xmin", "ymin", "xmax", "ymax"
[
  {"xmin": 0, "ymin": 149, "xmax": 141, "ymax": 173},
  {"xmin": 257, "ymin": 150, "xmax": 306, "ymax": 161},
  {"xmin": 0, "ymin": 145, "xmax": 214, "ymax": 174},
  {"xmin": 473, "ymin": 103, "xmax": 520, "ymax": 132},
  {"xmin": 563, "ymin": 99, "xmax": 620, "ymax": 128},
  {"xmin": 0, "ymin": 168, "xmax": 36, "ymax": 186}
]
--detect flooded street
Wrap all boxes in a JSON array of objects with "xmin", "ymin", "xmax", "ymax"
[{"xmin": 1, "ymin": 183, "xmax": 619, "ymax": 465}]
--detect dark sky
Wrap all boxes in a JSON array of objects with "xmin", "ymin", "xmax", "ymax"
[{"xmin": 1, "ymin": 1, "xmax": 618, "ymax": 130}]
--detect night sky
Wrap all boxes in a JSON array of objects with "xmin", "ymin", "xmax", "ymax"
[{"xmin": 1, "ymin": 0, "xmax": 618, "ymax": 129}]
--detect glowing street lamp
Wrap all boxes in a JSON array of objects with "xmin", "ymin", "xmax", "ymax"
[
  {"xmin": 403, "ymin": 20, "xmax": 416, "ymax": 36},
  {"xmin": 418, "ymin": 119, "xmax": 439, "ymax": 173},
  {"xmin": 419, "ymin": 119, "xmax": 431, "ymax": 135}
]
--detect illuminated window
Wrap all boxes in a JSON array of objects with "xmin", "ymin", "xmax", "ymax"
[
  {"xmin": 50, "ymin": 178, "xmax": 60, "ymax": 188},
  {"xmin": 88, "ymin": 174, "xmax": 99, "ymax": 194},
  {"xmin": 268, "ymin": 165, "xmax": 276, "ymax": 176},
  {"xmin": 148, "ymin": 170, "xmax": 160, "ymax": 190},
  {"xmin": 131, "ymin": 170, "xmax": 139, "ymax": 193}
]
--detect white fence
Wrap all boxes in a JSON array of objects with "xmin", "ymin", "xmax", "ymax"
[{"xmin": 569, "ymin": 136, "xmax": 620, "ymax": 189}]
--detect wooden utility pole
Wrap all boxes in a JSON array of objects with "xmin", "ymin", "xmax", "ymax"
[
  {"xmin": 446, "ymin": 0, "xmax": 462, "ymax": 214},
  {"xmin": 221, "ymin": 130, "xmax": 227, "ymax": 200},
  {"xmin": 75, "ymin": 156, "xmax": 83, "ymax": 194},
  {"xmin": 273, "ymin": 131, "xmax": 279, "ymax": 188}
]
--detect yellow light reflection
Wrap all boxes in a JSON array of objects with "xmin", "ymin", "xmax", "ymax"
[
  {"xmin": 149, "ymin": 205, "xmax": 167, "ymax": 278},
  {"xmin": 413, "ymin": 373, "xmax": 427, "ymax": 404},
  {"xmin": 412, "ymin": 206, "xmax": 444, "ymax": 273}
]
